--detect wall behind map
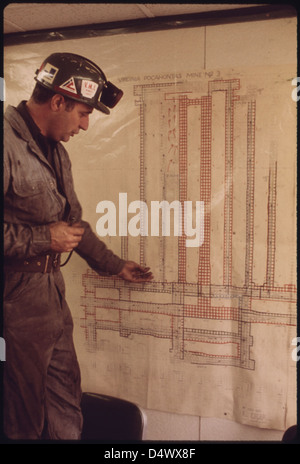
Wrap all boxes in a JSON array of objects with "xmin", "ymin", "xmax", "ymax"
[{"xmin": 4, "ymin": 13, "xmax": 297, "ymax": 440}]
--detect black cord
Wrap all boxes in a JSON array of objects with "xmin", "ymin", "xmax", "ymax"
[{"xmin": 60, "ymin": 250, "xmax": 73, "ymax": 267}]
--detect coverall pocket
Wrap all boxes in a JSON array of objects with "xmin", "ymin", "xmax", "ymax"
[
  {"xmin": 14, "ymin": 178, "xmax": 44, "ymax": 195},
  {"xmin": 12, "ymin": 178, "xmax": 44, "ymax": 211}
]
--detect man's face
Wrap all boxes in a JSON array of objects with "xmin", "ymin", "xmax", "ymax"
[{"xmin": 49, "ymin": 101, "xmax": 94, "ymax": 142}]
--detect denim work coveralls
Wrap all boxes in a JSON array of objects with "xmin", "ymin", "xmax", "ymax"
[{"xmin": 3, "ymin": 104, "xmax": 125, "ymax": 440}]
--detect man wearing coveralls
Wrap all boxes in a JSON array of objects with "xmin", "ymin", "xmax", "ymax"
[{"xmin": 3, "ymin": 53, "xmax": 153, "ymax": 440}]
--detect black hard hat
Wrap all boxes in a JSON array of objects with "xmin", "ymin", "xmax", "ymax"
[{"xmin": 35, "ymin": 52, "xmax": 123, "ymax": 114}]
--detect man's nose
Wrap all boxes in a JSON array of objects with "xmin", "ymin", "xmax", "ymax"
[{"xmin": 80, "ymin": 116, "xmax": 89, "ymax": 131}]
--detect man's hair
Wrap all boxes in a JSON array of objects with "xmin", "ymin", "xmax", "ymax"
[{"xmin": 31, "ymin": 83, "xmax": 76, "ymax": 111}]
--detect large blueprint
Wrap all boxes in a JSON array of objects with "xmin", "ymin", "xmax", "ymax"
[{"xmin": 4, "ymin": 17, "xmax": 297, "ymax": 430}]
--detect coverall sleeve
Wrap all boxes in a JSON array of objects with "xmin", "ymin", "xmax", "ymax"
[
  {"xmin": 3, "ymin": 222, "xmax": 52, "ymax": 259},
  {"xmin": 75, "ymin": 220, "xmax": 126, "ymax": 276}
]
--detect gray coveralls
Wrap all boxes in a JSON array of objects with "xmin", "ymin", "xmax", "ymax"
[{"xmin": 3, "ymin": 104, "xmax": 125, "ymax": 440}]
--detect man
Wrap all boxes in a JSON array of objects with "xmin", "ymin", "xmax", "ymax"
[{"xmin": 3, "ymin": 53, "xmax": 152, "ymax": 440}]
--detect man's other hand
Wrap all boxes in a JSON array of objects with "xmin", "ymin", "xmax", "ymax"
[{"xmin": 49, "ymin": 221, "xmax": 84, "ymax": 253}]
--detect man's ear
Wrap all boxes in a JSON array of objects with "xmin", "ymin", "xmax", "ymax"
[{"xmin": 50, "ymin": 94, "xmax": 65, "ymax": 111}]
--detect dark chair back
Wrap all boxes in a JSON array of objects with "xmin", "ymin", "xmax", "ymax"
[{"xmin": 81, "ymin": 392, "xmax": 146, "ymax": 441}]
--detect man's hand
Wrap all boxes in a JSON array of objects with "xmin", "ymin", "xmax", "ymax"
[
  {"xmin": 49, "ymin": 221, "xmax": 84, "ymax": 253},
  {"xmin": 118, "ymin": 261, "xmax": 153, "ymax": 283}
]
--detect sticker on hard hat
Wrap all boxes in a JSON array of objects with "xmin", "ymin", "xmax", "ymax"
[
  {"xmin": 81, "ymin": 80, "xmax": 98, "ymax": 99},
  {"xmin": 59, "ymin": 77, "xmax": 77, "ymax": 95},
  {"xmin": 38, "ymin": 63, "xmax": 59, "ymax": 84}
]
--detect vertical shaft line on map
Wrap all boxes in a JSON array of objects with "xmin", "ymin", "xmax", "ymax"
[
  {"xmin": 198, "ymin": 94, "xmax": 212, "ymax": 315},
  {"xmin": 178, "ymin": 95, "xmax": 188, "ymax": 284},
  {"xmin": 245, "ymin": 100, "xmax": 256, "ymax": 288},
  {"xmin": 266, "ymin": 159, "xmax": 277, "ymax": 289},
  {"xmin": 139, "ymin": 88, "xmax": 146, "ymax": 268}
]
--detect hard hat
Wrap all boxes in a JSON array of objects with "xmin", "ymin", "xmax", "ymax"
[{"xmin": 35, "ymin": 52, "xmax": 123, "ymax": 114}]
